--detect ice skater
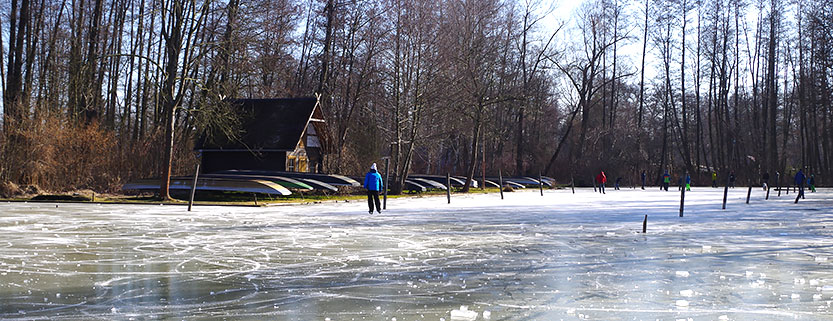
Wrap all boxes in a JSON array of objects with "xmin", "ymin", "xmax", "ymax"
[
  {"xmin": 711, "ymin": 171, "xmax": 718, "ymax": 188},
  {"xmin": 809, "ymin": 174, "xmax": 816, "ymax": 193},
  {"xmin": 729, "ymin": 171, "xmax": 736, "ymax": 188},
  {"xmin": 641, "ymin": 170, "xmax": 646, "ymax": 190},
  {"xmin": 596, "ymin": 171, "xmax": 607, "ymax": 194},
  {"xmin": 685, "ymin": 173, "xmax": 691, "ymax": 191},
  {"xmin": 762, "ymin": 172, "xmax": 770, "ymax": 191},
  {"xmin": 364, "ymin": 163, "xmax": 383, "ymax": 214},
  {"xmin": 794, "ymin": 169, "xmax": 806, "ymax": 200},
  {"xmin": 615, "ymin": 177, "xmax": 622, "ymax": 190},
  {"xmin": 662, "ymin": 170, "xmax": 671, "ymax": 191}
]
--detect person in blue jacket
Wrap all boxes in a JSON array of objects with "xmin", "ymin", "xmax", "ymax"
[
  {"xmin": 685, "ymin": 173, "xmax": 691, "ymax": 191},
  {"xmin": 794, "ymin": 169, "xmax": 806, "ymax": 200},
  {"xmin": 641, "ymin": 170, "xmax": 646, "ymax": 190},
  {"xmin": 364, "ymin": 163, "xmax": 383, "ymax": 214}
]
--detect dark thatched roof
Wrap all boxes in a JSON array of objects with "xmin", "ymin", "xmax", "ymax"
[{"xmin": 197, "ymin": 97, "xmax": 322, "ymax": 151}]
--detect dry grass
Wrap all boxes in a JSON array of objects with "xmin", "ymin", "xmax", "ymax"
[{"xmin": 1, "ymin": 116, "xmax": 196, "ymax": 194}]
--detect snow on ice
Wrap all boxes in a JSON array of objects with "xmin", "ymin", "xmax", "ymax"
[{"xmin": 0, "ymin": 187, "xmax": 832, "ymax": 320}]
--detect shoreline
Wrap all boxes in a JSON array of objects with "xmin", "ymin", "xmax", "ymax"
[{"xmin": 0, "ymin": 187, "xmax": 516, "ymax": 207}]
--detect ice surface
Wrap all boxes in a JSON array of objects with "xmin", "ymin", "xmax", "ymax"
[{"xmin": 1, "ymin": 188, "xmax": 833, "ymax": 320}]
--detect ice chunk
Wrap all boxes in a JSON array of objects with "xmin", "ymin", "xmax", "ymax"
[
  {"xmin": 745, "ymin": 271, "xmax": 754, "ymax": 278},
  {"xmin": 675, "ymin": 271, "xmax": 690, "ymax": 278},
  {"xmin": 482, "ymin": 310, "xmax": 491, "ymax": 319},
  {"xmin": 810, "ymin": 279, "xmax": 820, "ymax": 286},
  {"xmin": 822, "ymin": 285, "xmax": 833, "ymax": 292},
  {"xmin": 815, "ymin": 256, "xmax": 828, "ymax": 262},
  {"xmin": 680, "ymin": 289, "xmax": 694, "ymax": 297},
  {"xmin": 814, "ymin": 294, "xmax": 823, "ymax": 300},
  {"xmin": 791, "ymin": 293, "xmax": 801, "ymax": 300},
  {"xmin": 718, "ymin": 316, "xmax": 729, "ymax": 320},
  {"xmin": 675, "ymin": 300, "xmax": 689, "ymax": 307},
  {"xmin": 450, "ymin": 306, "xmax": 478, "ymax": 320}
]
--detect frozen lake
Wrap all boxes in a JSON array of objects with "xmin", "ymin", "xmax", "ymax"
[{"xmin": 1, "ymin": 187, "xmax": 833, "ymax": 320}]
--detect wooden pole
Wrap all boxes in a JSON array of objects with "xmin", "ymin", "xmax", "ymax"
[
  {"xmin": 746, "ymin": 180, "xmax": 752, "ymax": 204},
  {"xmin": 679, "ymin": 179, "xmax": 686, "ymax": 217},
  {"xmin": 539, "ymin": 172, "xmax": 544, "ymax": 196},
  {"xmin": 765, "ymin": 181, "xmax": 771, "ymax": 200},
  {"xmin": 446, "ymin": 173, "xmax": 451, "ymax": 204},
  {"xmin": 383, "ymin": 157, "xmax": 390, "ymax": 209},
  {"xmin": 722, "ymin": 174, "xmax": 730, "ymax": 210},
  {"xmin": 188, "ymin": 164, "xmax": 200, "ymax": 211},
  {"xmin": 642, "ymin": 215, "xmax": 647, "ymax": 233},
  {"xmin": 253, "ymin": 193, "xmax": 258, "ymax": 206},
  {"xmin": 499, "ymin": 169, "xmax": 504, "ymax": 200},
  {"xmin": 571, "ymin": 175, "xmax": 575, "ymax": 194}
]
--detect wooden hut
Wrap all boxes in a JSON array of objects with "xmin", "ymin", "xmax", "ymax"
[{"xmin": 196, "ymin": 97, "xmax": 329, "ymax": 173}]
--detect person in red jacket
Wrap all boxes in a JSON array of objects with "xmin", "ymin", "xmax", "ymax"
[{"xmin": 596, "ymin": 171, "xmax": 607, "ymax": 194}]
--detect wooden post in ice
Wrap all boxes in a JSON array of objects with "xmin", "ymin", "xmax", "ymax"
[
  {"xmin": 538, "ymin": 172, "xmax": 544, "ymax": 196},
  {"xmin": 383, "ymin": 157, "xmax": 390, "ymax": 209},
  {"xmin": 679, "ymin": 178, "xmax": 686, "ymax": 217},
  {"xmin": 446, "ymin": 173, "xmax": 451, "ymax": 204},
  {"xmin": 766, "ymin": 182, "xmax": 771, "ymax": 200},
  {"xmin": 188, "ymin": 164, "xmax": 200, "ymax": 211},
  {"xmin": 746, "ymin": 180, "xmax": 752, "ymax": 204},
  {"xmin": 642, "ymin": 215, "xmax": 647, "ymax": 233},
  {"xmin": 722, "ymin": 174, "xmax": 730, "ymax": 210},
  {"xmin": 499, "ymin": 169, "xmax": 504, "ymax": 200},
  {"xmin": 571, "ymin": 176, "xmax": 575, "ymax": 194}
]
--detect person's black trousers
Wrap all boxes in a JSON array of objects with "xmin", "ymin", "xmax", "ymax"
[{"xmin": 367, "ymin": 190, "xmax": 381, "ymax": 213}]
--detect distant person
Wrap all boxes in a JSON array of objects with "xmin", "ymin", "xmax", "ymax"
[
  {"xmin": 641, "ymin": 170, "xmax": 646, "ymax": 190},
  {"xmin": 596, "ymin": 171, "xmax": 607, "ymax": 194},
  {"xmin": 364, "ymin": 163, "xmax": 383, "ymax": 214},
  {"xmin": 776, "ymin": 171, "xmax": 781, "ymax": 193},
  {"xmin": 615, "ymin": 177, "xmax": 622, "ymax": 190},
  {"xmin": 685, "ymin": 173, "xmax": 691, "ymax": 191},
  {"xmin": 662, "ymin": 170, "xmax": 671, "ymax": 191},
  {"xmin": 677, "ymin": 176, "xmax": 683, "ymax": 191},
  {"xmin": 762, "ymin": 172, "xmax": 770, "ymax": 190},
  {"xmin": 711, "ymin": 171, "xmax": 718, "ymax": 188},
  {"xmin": 795, "ymin": 169, "xmax": 806, "ymax": 200},
  {"xmin": 729, "ymin": 171, "xmax": 736, "ymax": 188},
  {"xmin": 809, "ymin": 174, "xmax": 816, "ymax": 193}
]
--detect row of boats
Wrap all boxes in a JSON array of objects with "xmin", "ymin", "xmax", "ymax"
[{"xmin": 122, "ymin": 170, "xmax": 555, "ymax": 196}]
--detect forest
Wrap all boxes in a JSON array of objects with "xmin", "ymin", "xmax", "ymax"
[{"xmin": 1, "ymin": 0, "xmax": 831, "ymax": 196}]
